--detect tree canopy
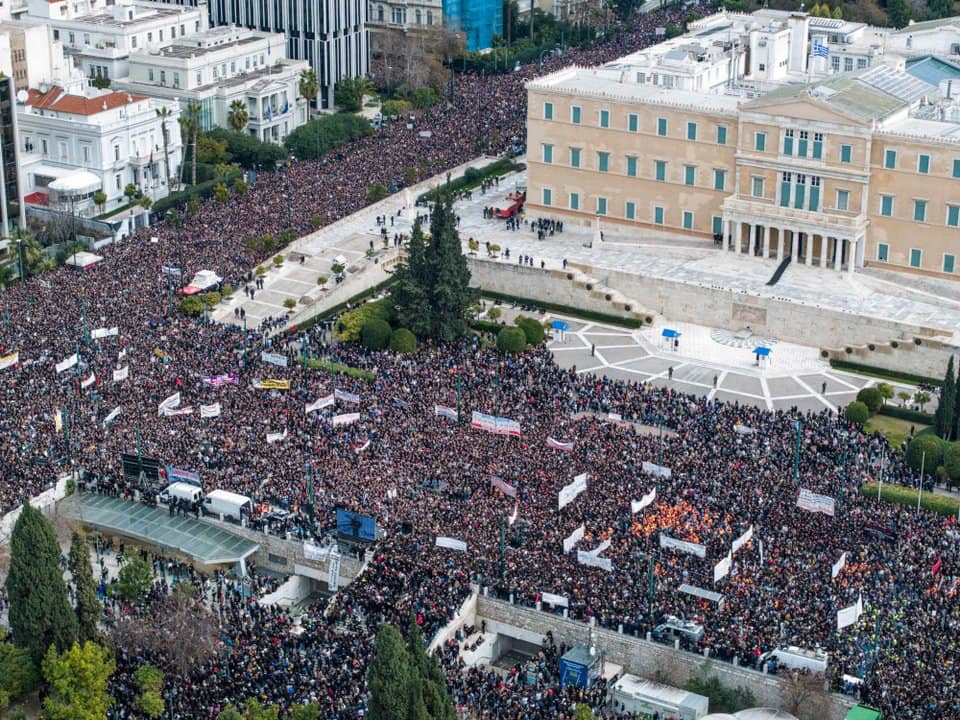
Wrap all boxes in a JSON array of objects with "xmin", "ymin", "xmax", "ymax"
[{"xmin": 42, "ymin": 641, "xmax": 116, "ymax": 720}]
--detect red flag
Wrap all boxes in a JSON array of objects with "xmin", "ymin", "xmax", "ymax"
[{"xmin": 932, "ymin": 556, "xmax": 942, "ymax": 575}]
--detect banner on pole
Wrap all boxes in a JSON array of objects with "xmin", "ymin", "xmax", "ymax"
[
  {"xmin": 113, "ymin": 365, "xmax": 129, "ymax": 382},
  {"xmin": 306, "ymin": 395, "xmax": 334, "ymax": 414},
  {"xmin": 546, "ymin": 437, "xmax": 574, "ymax": 452},
  {"xmin": 659, "ymin": 533, "xmax": 707, "ymax": 558},
  {"xmin": 91, "ymin": 327, "xmax": 119, "ymax": 340},
  {"xmin": 266, "ymin": 430, "xmax": 288, "ymax": 443},
  {"xmin": 203, "ymin": 373, "xmax": 238, "ymax": 387},
  {"xmin": 55, "ymin": 353, "xmax": 78, "ymax": 373},
  {"xmin": 332, "ymin": 412, "xmax": 360, "ymax": 426},
  {"xmin": 0, "ymin": 352, "xmax": 20, "ymax": 370},
  {"xmin": 80, "ymin": 372, "xmax": 96, "ymax": 389},
  {"xmin": 157, "ymin": 392, "xmax": 181, "ymax": 416},
  {"xmin": 732, "ymin": 525, "xmax": 754, "ymax": 554},
  {"xmin": 837, "ymin": 593, "xmax": 864, "ymax": 630},
  {"xmin": 161, "ymin": 265, "xmax": 182, "ymax": 276},
  {"xmin": 540, "ymin": 592, "xmax": 568, "ymax": 607},
  {"xmin": 435, "ymin": 536, "xmax": 467, "ymax": 552},
  {"xmin": 577, "ymin": 551, "xmax": 613, "ymax": 571},
  {"xmin": 490, "ymin": 476, "xmax": 517, "ymax": 498},
  {"xmin": 631, "ymin": 488, "xmax": 657, "ymax": 514},
  {"xmin": 642, "ymin": 461, "xmax": 672, "ymax": 479},
  {"xmin": 733, "ymin": 424, "xmax": 756, "ymax": 435},
  {"xmin": 797, "ymin": 488, "xmax": 836, "ymax": 517},
  {"xmin": 471, "ymin": 411, "xmax": 521, "ymax": 436},
  {"xmin": 713, "ymin": 551, "xmax": 733, "ymax": 583},
  {"xmin": 103, "ymin": 406, "xmax": 122, "ymax": 427},
  {"xmin": 253, "ymin": 379, "xmax": 291, "ymax": 390},
  {"xmin": 200, "ymin": 403, "xmax": 221, "ymax": 418},
  {"xmin": 558, "ymin": 472, "xmax": 588, "ymax": 510},
  {"xmin": 832, "ymin": 551, "xmax": 847, "ymax": 580},
  {"xmin": 261, "ymin": 351, "xmax": 288, "ymax": 367},
  {"xmin": 562, "ymin": 524, "xmax": 584, "ymax": 554},
  {"xmin": 335, "ymin": 389, "xmax": 360, "ymax": 404}
]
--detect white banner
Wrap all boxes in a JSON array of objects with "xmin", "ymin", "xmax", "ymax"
[
  {"xmin": 435, "ymin": 536, "xmax": 467, "ymax": 552},
  {"xmin": 642, "ymin": 461, "xmax": 672, "ymax": 479},
  {"xmin": 558, "ymin": 472, "xmax": 588, "ymax": 510},
  {"xmin": 80, "ymin": 373, "xmax": 96, "ymax": 389},
  {"xmin": 163, "ymin": 407, "xmax": 194, "ymax": 417},
  {"xmin": 91, "ymin": 327, "xmax": 119, "ymax": 340},
  {"xmin": 261, "ymin": 351, "xmax": 288, "ymax": 367},
  {"xmin": 200, "ymin": 403, "xmax": 221, "ymax": 418},
  {"xmin": 733, "ymin": 424, "xmax": 756, "ymax": 435},
  {"xmin": 659, "ymin": 533, "xmax": 707, "ymax": 559},
  {"xmin": 797, "ymin": 488, "xmax": 836, "ymax": 517},
  {"xmin": 157, "ymin": 392, "xmax": 181, "ymax": 416},
  {"xmin": 713, "ymin": 551, "xmax": 733, "ymax": 583},
  {"xmin": 577, "ymin": 551, "xmax": 613, "ymax": 572},
  {"xmin": 303, "ymin": 542, "xmax": 328, "ymax": 561},
  {"xmin": 266, "ymin": 430, "xmax": 288, "ymax": 443},
  {"xmin": 306, "ymin": 394, "xmax": 335, "ymax": 414},
  {"xmin": 0, "ymin": 352, "xmax": 19, "ymax": 370},
  {"xmin": 584, "ymin": 538, "xmax": 611, "ymax": 557},
  {"xmin": 540, "ymin": 592, "xmax": 568, "ymax": 607},
  {"xmin": 631, "ymin": 488, "xmax": 657, "ymax": 514},
  {"xmin": 335, "ymin": 389, "xmax": 360, "ymax": 404},
  {"xmin": 328, "ymin": 548, "xmax": 341, "ymax": 592},
  {"xmin": 471, "ymin": 412, "xmax": 497, "ymax": 432},
  {"xmin": 495, "ymin": 417, "xmax": 522, "ymax": 436},
  {"xmin": 55, "ymin": 353, "xmax": 78, "ymax": 373},
  {"xmin": 607, "ymin": 412, "xmax": 623, "ymax": 423},
  {"xmin": 837, "ymin": 593, "xmax": 864, "ymax": 630},
  {"xmin": 113, "ymin": 365, "xmax": 129, "ymax": 382},
  {"xmin": 732, "ymin": 525, "xmax": 754, "ymax": 554},
  {"xmin": 562, "ymin": 524, "xmax": 584, "ymax": 554},
  {"xmin": 832, "ymin": 551, "xmax": 848, "ymax": 580},
  {"xmin": 332, "ymin": 412, "xmax": 360, "ymax": 427},
  {"xmin": 103, "ymin": 406, "xmax": 122, "ymax": 426}
]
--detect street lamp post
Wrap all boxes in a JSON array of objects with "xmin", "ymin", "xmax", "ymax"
[
  {"xmin": 16, "ymin": 237, "xmax": 24, "ymax": 281},
  {"xmin": 793, "ymin": 419, "xmax": 802, "ymax": 483}
]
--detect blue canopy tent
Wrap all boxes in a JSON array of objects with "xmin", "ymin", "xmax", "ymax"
[
  {"xmin": 662, "ymin": 329, "xmax": 681, "ymax": 339},
  {"xmin": 662, "ymin": 328, "xmax": 681, "ymax": 351},
  {"xmin": 551, "ymin": 320, "xmax": 571, "ymax": 332},
  {"xmin": 753, "ymin": 346, "xmax": 772, "ymax": 367}
]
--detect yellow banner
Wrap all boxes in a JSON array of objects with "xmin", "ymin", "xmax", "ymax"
[
  {"xmin": 54, "ymin": 409, "xmax": 63, "ymax": 433},
  {"xmin": 254, "ymin": 379, "xmax": 291, "ymax": 390}
]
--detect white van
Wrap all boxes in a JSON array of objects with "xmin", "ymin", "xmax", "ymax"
[
  {"xmin": 159, "ymin": 482, "xmax": 203, "ymax": 505},
  {"xmin": 204, "ymin": 489, "xmax": 252, "ymax": 521},
  {"xmin": 760, "ymin": 646, "xmax": 829, "ymax": 674}
]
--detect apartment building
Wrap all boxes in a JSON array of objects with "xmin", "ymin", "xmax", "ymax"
[{"xmin": 526, "ymin": 10, "xmax": 960, "ymax": 279}]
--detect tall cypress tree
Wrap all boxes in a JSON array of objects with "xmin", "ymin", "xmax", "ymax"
[
  {"xmin": 405, "ymin": 617, "xmax": 455, "ymax": 720},
  {"xmin": 368, "ymin": 624, "xmax": 410, "ymax": 720},
  {"xmin": 68, "ymin": 529, "xmax": 102, "ymax": 644},
  {"xmin": 392, "ymin": 220, "xmax": 431, "ymax": 337},
  {"xmin": 936, "ymin": 355, "xmax": 956, "ymax": 439},
  {"xmin": 424, "ymin": 199, "xmax": 475, "ymax": 342},
  {"xmin": 6, "ymin": 503, "xmax": 78, "ymax": 664}
]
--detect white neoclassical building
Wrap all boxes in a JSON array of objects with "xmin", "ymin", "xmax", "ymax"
[
  {"xmin": 113, "ymin": 25, "xmax": 310, "ymax": 143},
  {"xmin": 17, "ymin": 85, "xmax": 182, "ymax": 214}
]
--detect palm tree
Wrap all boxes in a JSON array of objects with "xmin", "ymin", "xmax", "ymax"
[
  {"xmin": 298, "ymin": 69, "xmax": 320, "ymax": 161},
  {"xmin": 227, "ymin": 99, "xmax": 249, "ymax": 133},
  {"xmin": 156, "ymin": 106, "xmax": 174, "ymax": 191},
  {"xmin": 177, "ymin": 113, "xmax": 192, "ymax": 188},
  {"xmin": 187, "ymin": 101, "xmax": 202, "ymax": 187}
]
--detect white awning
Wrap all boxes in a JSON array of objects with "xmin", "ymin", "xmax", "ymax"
[
  {"xmin": 49, "ymin": 170, "xmax": 101, "ymax": 195},
  {"xmin": 65, "ymin": 251, "xmax": 104, "ymax": 269}
]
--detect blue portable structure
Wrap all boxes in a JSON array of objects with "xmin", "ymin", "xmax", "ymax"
[
  {"xmin": 443, "ymin": 0, "xmax": 502, "ymax": 50},
  {"xmin": 551, "ymin": 320, "xmax": 570, "ymax": 332},
  {"xmin": 753, "ymin": 346, "xmax": 771, "ymax": 357},
  {"xmin": 662, "ymin": 328, "xmax": 681, "ymax": 339},
  {"xmin": 559, "ymin": 645, "xmax": 603, "ymax": 688}
]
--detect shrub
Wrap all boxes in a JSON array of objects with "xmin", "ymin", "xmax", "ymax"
[
  {"xmin": 878, "ymin": 404, "xmax": 934, "ymax": 425},
  {"xmin": 906, "ymin": 434, "xmax": 944, "ymax": 471},
  {"xmin": 283, "ymin": 298, "xmax": 297, "ymax": 310},
  {"xmin": 389, "ymin": 328, "xmax": 417, "ymax": 352},
  {"xmin": 361, "ymin": 318, "xmax": 392, "ymax": 349},
  {"xmin": 943, "ymin": 442, "xmax": 960, "ymax": 483},
  {"xmin": 203, "ymin": 291, "xmax": 221, "ymax": 308},
  {"xmin": 496, "ymin": 326, "xmax": 527, "ymax": 354},
  {"xmin": 335, "ymin": 298, "xmax": 395, "ymax": 342},
  {"xmin": 845, "ymin": 401, "xmax": 870, "ymax": 426},
  {"xmin": 178, "ymin": 296, "xmax": 204, "ymax": 316},
  {"xmin": 283, "ymin": 113, "xmax": 373, "ymax": 160},
  {"xmin": 856, "ymin": 387, "xmax": 883, "ymax": 414},
  {"xmin": 255, "ymin": 266, "xmax": 266, "ymax": 277},
  {"xmin": 515, "ymin": 315, "xmax": 545, "ymax": 345},
  {"xmin": 487, "ymin": 307, "xmax": 501, "ymax": 320},
  {"xmin": 301, "ymin": 357, "xmax": 377, "ymax": 381},
  {"xmin": 317, "ymin": 275, "xmax": 329, "ymax": 287},
  {"xmin": 367, "ymin": 183, "xmax": 388, "ymax": 202},
  {"xmin": 272, "ymin": 254, "xmax": 285, "ymax": 267}
]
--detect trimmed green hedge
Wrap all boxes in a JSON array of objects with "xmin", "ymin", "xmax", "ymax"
[
  {"xmin": 417, "ymin": 159, "xmax": 524, "ymax": 204},
  {"xmin": 878, "ymin": 404, "xmax": 935, "ymax": 425},
  {"xmin": 861, "ymin": 480, "xmax": 960, "ymax": 517},
  {"xmin": 301, "ymin": 357, "xmax": 376, "ymax": 381},
  {"xmin": 470, "ymin": 319, "xmax": 505, "ymax": 334},
  {"xmin": 829, "ymin": 359, "xmax": 941, "ymax": 388},
  {"xmin": 152, "ymin": 169, "xmax": 243, "ymax": 217},
  {"xmin": 477, "ymin": 290, "xmax": 644, "ymax": 330},
  {"xmin": 285, "ymin": 278, "xmax": 397, "ymax": 335}
]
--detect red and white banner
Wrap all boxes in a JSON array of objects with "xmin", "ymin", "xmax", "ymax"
[
  {"xmin": 434, "ymin": 404, "xmax": 458, "ymax": 421},
  {"xmin": 546, "ymin": 437, "xmax": 574, "ymax": 452},
  {"xmin": 352, "ymin": 439, "xmax": 371, "ymax": 454},
  {"xmin": 797, "ymin": 488, "xmax": 836, "ymax": 517},
  {"xmin": 80, "ymin": 372, "xmax": 96, "ymax": 389},
  {"xmin": 0, "ymin": 352, "xmax": 19, "ymax": 370},
  {"xmin": 490, "ymin": 476, "xmax": 517, "ymax": 498},
  {"xmin": 163, "ymin": 407, "xmax": 194, "ymax": 417},
  {"xmin": 471, "ymin": 411, "xmax": 521, "ymax": 436}
]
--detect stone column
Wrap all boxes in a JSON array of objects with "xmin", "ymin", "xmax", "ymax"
[
  {"xmin": 761, "ymin": 226, "xmax": 770, "ymax": 259},
  {"xmin": 805, "ymin": 232, "xmax": 814, "ymax": 265},
  {"xmin": 748, "ymin": 223, "xmax": 756, "ymax": 256},
  {"xmin": 736, "ymin": 220, "xmax": 745, "ymax": 254},
  {"xmin": 776, "ymin": 228, "xmax": 784, "ymax": 261},
  {"xmin": 792, "ymin": 230, "xmax": 801, "ymax": 262},
  {"xmin": 835, "ymin": 238, "xmax": 844, "ymax": 272},
  {"xmin": 847, "ymin": 237, "xmax": 857, "ymax": 277},
  {"xmin": 820, "ymin": 235, "xmax": 829, "ymax": 268},
  {"xmin": 727, "ymin": 219, "xmax": 735, "ymax": 251}
]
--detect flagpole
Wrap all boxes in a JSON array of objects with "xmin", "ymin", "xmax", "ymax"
[
  {"xmin": 878, "ymin": 449, "xmax": 885, "ymax": 500},
  {"xmin": 918, "ymin": 450, "xmax": 925, "ymax": 511}
]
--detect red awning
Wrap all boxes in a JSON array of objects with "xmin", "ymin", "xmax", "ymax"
[{"xmin": 23, "ymin": 191, "xmax": 48, "ymax": 206}]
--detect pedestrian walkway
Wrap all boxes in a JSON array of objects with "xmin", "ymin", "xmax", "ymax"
[{"xmin": 547, "ymin": 315, "xmax": 918, "ymax": 412}]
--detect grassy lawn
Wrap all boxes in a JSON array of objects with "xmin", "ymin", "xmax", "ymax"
[{"xmin": 865, "ymin": 414, "xmax": 930, "ymax": 451}]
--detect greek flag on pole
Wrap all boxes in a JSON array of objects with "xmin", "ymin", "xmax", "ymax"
[
  {"xmin": 434, "ymin": 404, "xmax": 458, "ymax": 421},
  {"xmin": 813, "ymin": 42, "xmax": 830, "ymax": 59}
]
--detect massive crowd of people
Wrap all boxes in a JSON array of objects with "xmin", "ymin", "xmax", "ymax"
[{"xmin": 0, "ymin": 2, "xmax": 956, "ymax": 718}]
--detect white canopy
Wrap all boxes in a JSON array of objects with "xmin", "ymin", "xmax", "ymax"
[
  {"xmin": 65, "ymin": 251, "xmax": 104, "ymax": 269},
  {"xmin": 48, "ymin": 170, "xmax": 101, "ymax": 195}
]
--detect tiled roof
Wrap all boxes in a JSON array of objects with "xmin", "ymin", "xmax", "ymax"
[{"xmin": 26, "ymin": 86, "xmax": 147, "ymax": 116}]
